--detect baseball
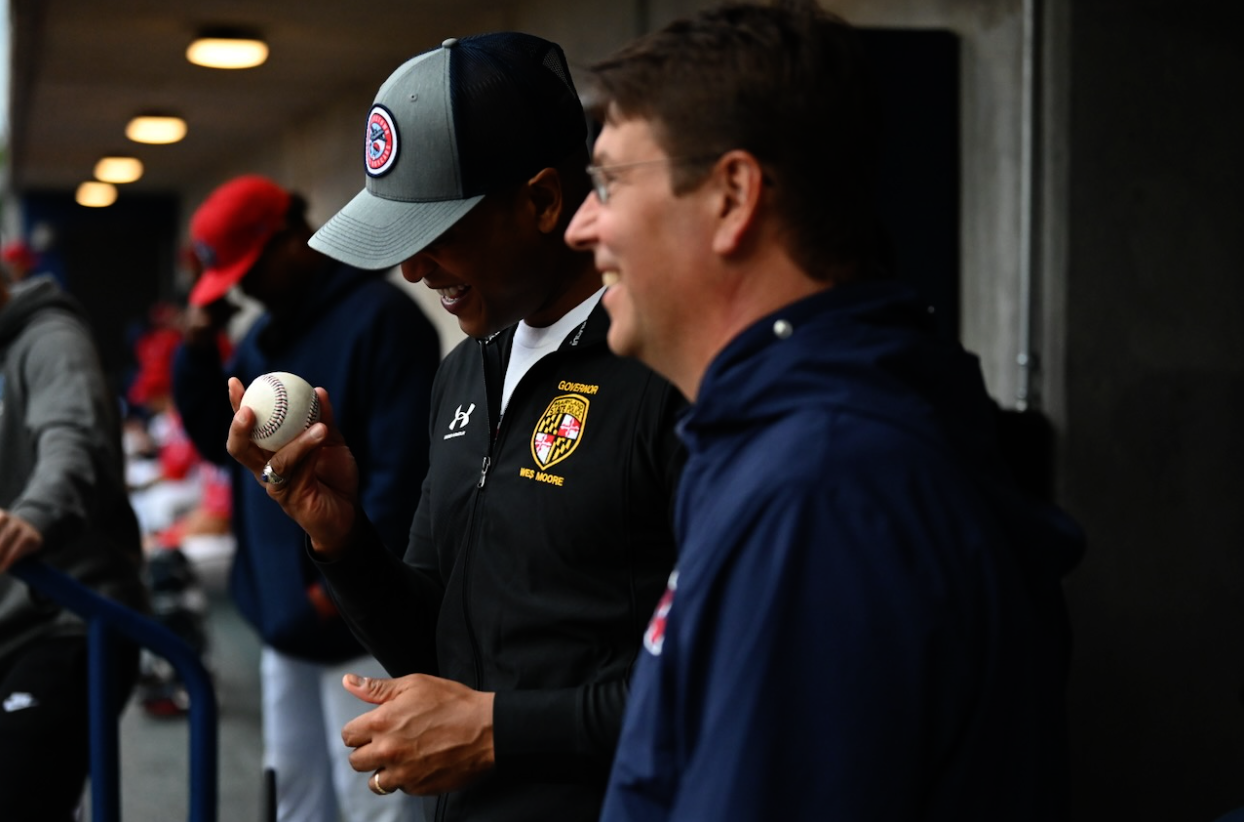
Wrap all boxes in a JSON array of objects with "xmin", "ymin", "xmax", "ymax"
[{"xmin": 240, "ymin": 371, "xmax": 322, "ymax": 452}]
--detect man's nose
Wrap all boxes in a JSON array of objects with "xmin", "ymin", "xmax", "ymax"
[
  {"xmin": 400, "ymin": 253, "xmax": 434, "ymax": 284},
  {"xmin": 564, "ymin": 192, "xmax": 600, "ymax": 251}
]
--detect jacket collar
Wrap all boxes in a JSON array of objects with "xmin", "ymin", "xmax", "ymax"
[{"xmin": 482, "ymin": 290, "xmax": 610, "ymax": 353}]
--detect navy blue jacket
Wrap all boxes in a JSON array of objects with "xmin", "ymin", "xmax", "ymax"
[
  {"xmin": 602, "ymin": 281, "xmax": 1084, "ymax": 821},
  {"xmin": 173, "ymin": 263, "xmax": 440, "ymax": 663}
]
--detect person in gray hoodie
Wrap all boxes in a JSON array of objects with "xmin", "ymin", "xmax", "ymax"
[{"xmin": 0, "ymin": 271, "xmax": 148, "ymax": 821}]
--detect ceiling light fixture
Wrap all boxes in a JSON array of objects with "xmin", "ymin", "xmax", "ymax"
[
  {"xmin": 186, "ymin": 27, "xmax": 269, "ymax": 69},
  {"xmin": 94, "ymin": 156, "xmax": 144, "ymax": 184},
  {"xmin": 126, "ymin": 114, "xmax": 187, "ymax": 145},
  {"xmin": 76, "ymin": 182, "xmax": 118, "ymax": 208}
]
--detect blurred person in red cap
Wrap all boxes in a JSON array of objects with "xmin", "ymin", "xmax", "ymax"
[
  {"xmin": 0, "ymin": 240, "xmax": 41, "ymax": 284},
  {"xmin": 172, "ymin": 174, "xmax": 439, "ymax": 822}
]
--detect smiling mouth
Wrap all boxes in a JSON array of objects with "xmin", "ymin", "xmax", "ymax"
[{"xmin": 435, "ymin": 284, "xmax": 471, "ymax": 306}]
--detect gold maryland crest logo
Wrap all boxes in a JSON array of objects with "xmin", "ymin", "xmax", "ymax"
[{"xmin": 531, "ymin": 394, "xmax": 589, "ymax": 469}]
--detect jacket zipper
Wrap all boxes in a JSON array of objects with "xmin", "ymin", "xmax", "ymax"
[
  {"xmin": 444, "ymin": 328, "xmax": 594, "ymax": 819},
  {"xmin": 458, "ymin": 340, "xmax": 507, "ymax": 692}
]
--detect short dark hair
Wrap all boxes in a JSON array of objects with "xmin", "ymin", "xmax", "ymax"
[{"xmin": 585, "ymin": 0, "xmax": 882, "ymax": 277}]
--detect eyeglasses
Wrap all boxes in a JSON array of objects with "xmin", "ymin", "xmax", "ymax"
[{"xmin": 586, "ymin": 157, "xmax": 712, "ymax": 204}]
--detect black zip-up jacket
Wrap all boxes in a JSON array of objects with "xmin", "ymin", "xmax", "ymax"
[{"xmin": 318, "ymin": 300, "xmax": 684, "ymax": 822}]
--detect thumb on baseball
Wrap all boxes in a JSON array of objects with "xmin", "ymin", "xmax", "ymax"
[{"xmin": 228, "ymin": 376, "xmax": 246, "ymax": 413}]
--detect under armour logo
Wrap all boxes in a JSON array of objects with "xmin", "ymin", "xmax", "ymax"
[
  {"xmin": 449, "ymin": 403, "xmax": 476, "ymax": 431},
  {"xmin": 3, "ymin": 692, "xmax": 38, "ymax": 713}
]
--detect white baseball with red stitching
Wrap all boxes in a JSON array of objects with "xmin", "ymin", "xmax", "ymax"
[{"xmin": 240, "ymin": 371, "xmax": 321, "ymax": 452}]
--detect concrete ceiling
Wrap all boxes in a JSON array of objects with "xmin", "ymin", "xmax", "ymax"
[{"xmin": 6, "ymin": 0, "xmax": 512, "ymax": 195}]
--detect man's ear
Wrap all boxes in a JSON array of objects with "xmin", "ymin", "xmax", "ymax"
[
  {"xmin": 711, "ymin": 150, "xmax": 766, "ymax": 256},
  {"xmin": 526, "ymin": 167, "xmax": 565, "ymax": 234}
]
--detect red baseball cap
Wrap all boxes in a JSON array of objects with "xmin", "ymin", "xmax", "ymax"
[{"xmin": 188, "ymin": 175, "xmax": 291, "ymax": 307}]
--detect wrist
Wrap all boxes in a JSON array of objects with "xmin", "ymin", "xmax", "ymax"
[{"xmin": 308, "ymin": 504, "xmax": 366, "ymax": 561}]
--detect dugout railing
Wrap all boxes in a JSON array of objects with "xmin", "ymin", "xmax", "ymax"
[{"xmin": 10, "ymin": 558, "xmax": 218, "ymax": 822}]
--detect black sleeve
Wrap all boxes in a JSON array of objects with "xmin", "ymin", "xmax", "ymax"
[
  {"xmin": 491, "ymin": 680, "xmax": 629, "ymax": 779},
  {"xmin": 312, "ymin": 493, "xmax": 443, "ymax": 677}
]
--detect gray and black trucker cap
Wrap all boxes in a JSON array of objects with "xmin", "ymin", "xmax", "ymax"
[{"xmin": 310, "ymin": 32, "xmax": 588, "ymax": 270}]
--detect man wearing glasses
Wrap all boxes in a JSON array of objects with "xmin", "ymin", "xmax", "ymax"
[
  {"xmin": 224, "ymin": 32, "xmax": 683, "ymax": 822},
  {"xmin": 565, "ymin": 2, "xmax": 1085, "ymax": 820}
]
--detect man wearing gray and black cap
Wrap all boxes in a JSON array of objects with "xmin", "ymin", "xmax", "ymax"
[{"xmin": 224, "ymin": 32, "xmax": 683, "ymax": 822}]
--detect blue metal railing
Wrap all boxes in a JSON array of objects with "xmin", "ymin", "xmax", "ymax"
[{"xmin": 10, "ymin": 558, "xmax": 218, "ymax": 822}]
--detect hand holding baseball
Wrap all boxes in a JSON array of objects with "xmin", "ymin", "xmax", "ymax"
[
  {"xmin": 240, "ymin": 372, "xmax": 322, "ymax": 451},
  {"xmin": 225, "ymin": 376, "xmax": 361, "ymax": 559}
]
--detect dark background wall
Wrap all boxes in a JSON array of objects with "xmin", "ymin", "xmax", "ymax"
[
  {"xmin": 1061, "ymin": 2, "xmax": 1244, "ymax": 819},
  {"xmin": 862, "ymin": 27, "xmax": 961, "ymax": 341},
  {"xmin": 21, "ymin": 192, "xmax": 180, "ymax": 398}
]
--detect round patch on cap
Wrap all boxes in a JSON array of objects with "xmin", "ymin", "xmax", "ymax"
[
  {"xmin": 193, "ymin": 239, "xmax": 218, "ymax": 269},
  {"xmin": 365, "ymin": 105, "xmax": 399, "ymax": 177}
]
